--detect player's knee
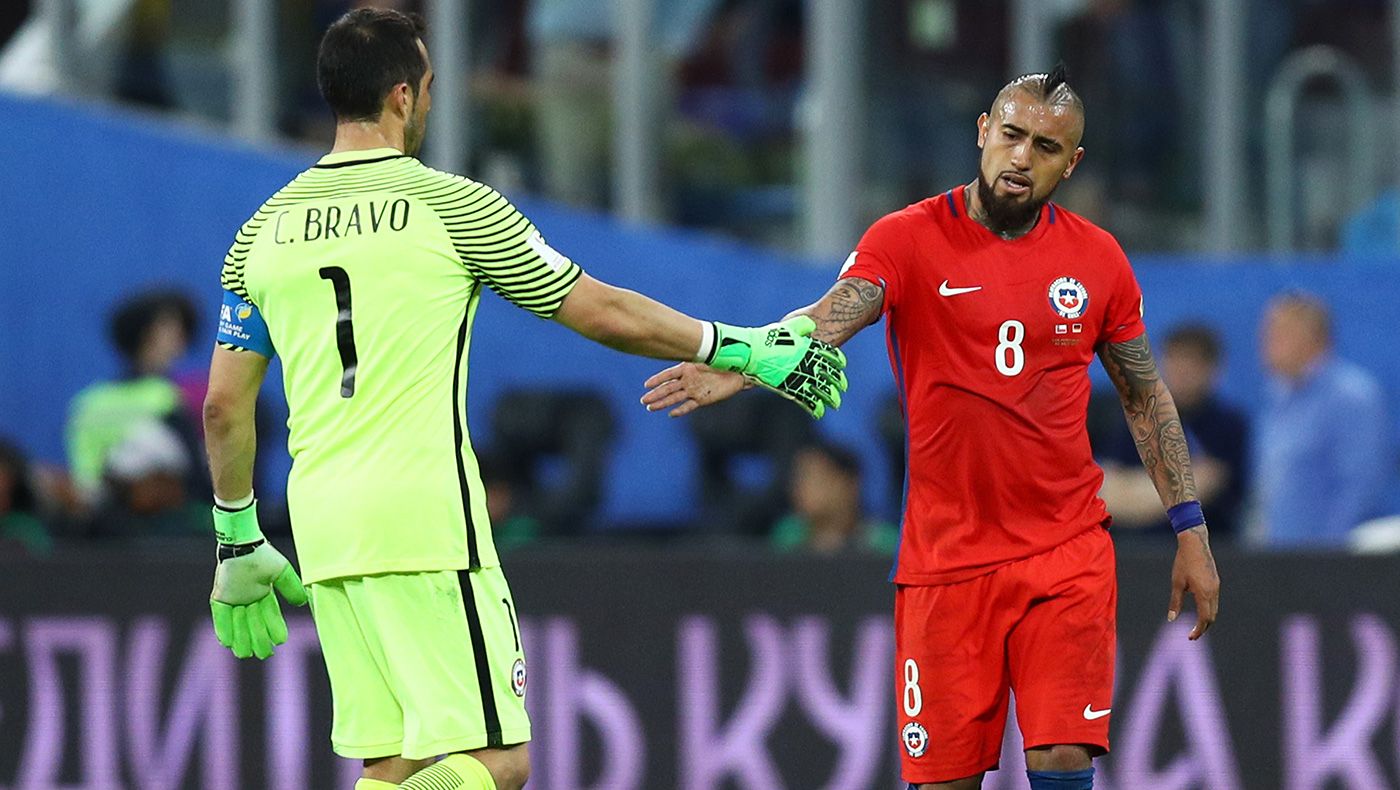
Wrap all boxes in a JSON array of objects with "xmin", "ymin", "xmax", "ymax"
[
  {"xmin": 497, "ymin": 752, "xmax": 530, "ymax": 789},
  {"xmin": 1025, "ymin": 743, "xmax": 1094, "ymax": 772},
  {"xmin": 480, "ymin": 745, "xmax": 530, "ymax": 790}
]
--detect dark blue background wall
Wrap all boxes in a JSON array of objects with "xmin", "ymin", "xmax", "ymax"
[{"xmin": 4, "ymin": 93, "xmax": 1399, "ymax": 524}]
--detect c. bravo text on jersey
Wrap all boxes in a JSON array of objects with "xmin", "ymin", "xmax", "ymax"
[{"xmin": 270, "ymin": 197, "xmax": 411, "ymax": 244}]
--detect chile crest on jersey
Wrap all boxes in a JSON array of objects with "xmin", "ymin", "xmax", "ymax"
[{"xmin": 1047, "ymin": 276, "xmax": 1089, "ymax": 320}]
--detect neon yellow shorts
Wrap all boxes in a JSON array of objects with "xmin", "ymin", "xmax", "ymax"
[{"xmin": 307, "ymin": 567, "xmax": 530, "ymax": 760}]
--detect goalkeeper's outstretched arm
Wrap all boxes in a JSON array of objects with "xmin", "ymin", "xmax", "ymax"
[
  {"xmin": 552, "ymin": 274, "xmax": 709, "ymax": 360},
  {"xmin": 554, "ymin": 274, "xmax": 849, "ymax": 418}
]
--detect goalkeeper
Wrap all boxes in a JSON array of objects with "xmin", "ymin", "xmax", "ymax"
[{"xmin": 203, "ymin": 8, "xmax": 847, "ymax": 790}]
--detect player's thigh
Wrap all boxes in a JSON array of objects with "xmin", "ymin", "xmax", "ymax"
[
  {"xmin": 306, "ymin": 579, "xmax": 405, "ymax": 758},
  {"xmin": 464, "ymin": 743, "xmax": 531, "ymax": 790},
  {"xmin": 1007, "ymin": 528, "xmax": 1117, "ymax": 754},
  {"xmin": 361, "ymin": 568, "xmax": 530, "ymax": 760},
  {"xmin": 897, "ymin": 578, "xmax": 1013, "ymax": 784}
]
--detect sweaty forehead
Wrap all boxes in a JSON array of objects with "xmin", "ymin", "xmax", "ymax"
[{"xmin": 992, "ymin": 89, "xmax": 1083, "ymax": 144}]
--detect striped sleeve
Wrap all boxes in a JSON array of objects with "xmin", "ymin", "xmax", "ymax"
[
  {"xmin": 429, "ymin": 176, "xmax": 582, "ymax": 317},
  {"xmin": 217, "ymin": 207, "xmax": 271, "ymax": 352},
  {"xmin": 219, "ymin": 208, "xmax": 272, "ymax": 303}
]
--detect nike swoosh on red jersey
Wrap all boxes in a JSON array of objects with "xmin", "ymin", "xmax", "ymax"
[{"xmin": 939, "ymin": 280, "xmax": 983, "ymax": 296}]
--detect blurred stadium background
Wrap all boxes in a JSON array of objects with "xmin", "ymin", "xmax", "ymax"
[{"xmin": 3, "ymin": 0, "xmax": 1400, "ymax": 787}]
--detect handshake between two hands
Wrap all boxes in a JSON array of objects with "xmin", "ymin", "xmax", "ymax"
[{"xmin": 642, "ymin": 315, "xmax": 850, "ymax": 420}]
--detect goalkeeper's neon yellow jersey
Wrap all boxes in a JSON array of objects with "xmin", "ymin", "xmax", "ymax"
[{"xmin": 218, "ymin": 148, "xmax": 582, "ymax": 584}]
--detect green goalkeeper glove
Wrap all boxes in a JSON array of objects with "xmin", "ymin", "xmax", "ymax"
[
  {"xmin": 210, "ymin": 500, "xmax": 307, "ymax": 660},
  {"xmin": 705, "ymin": 315, "xmax": 849, "ymax": 418}
]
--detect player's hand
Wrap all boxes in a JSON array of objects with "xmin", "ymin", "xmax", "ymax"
[
  {"xmin": 705, "ymin": 316, "xmax": 849, "ymax": 418},
  {"xmin": 642, "ymin": 363, "xmax": 748, "ymax": 417},
  {"xmin": 209, "ymin": 501, "xmax": 308, "ymax": 660},
  {"xmin": 1168, "ymin": 525, "xmax": 1219, "ymax": 640}
]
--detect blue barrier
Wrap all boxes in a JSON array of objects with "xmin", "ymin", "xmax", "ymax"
[{"xmin": 3, "ymin": 92, "xmax": 1399, "ymax": 524}]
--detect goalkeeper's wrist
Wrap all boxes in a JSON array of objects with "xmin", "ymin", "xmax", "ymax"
[
  {"xmin": 694, "ymin": 321, "xmax": 718, "ymax": 364},
  {"xmin": 212, "ymin": 496, "xmax": 263, "ymax": 545},
  {"xmin": 704, "ymin": 322, "xmax": 756, "ymax": 373}
]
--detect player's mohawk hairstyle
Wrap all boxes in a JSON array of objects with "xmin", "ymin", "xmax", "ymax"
[
  {"xmin": 1043, "ymin": 62, "xmax": 1071, "ymax": 102},
  {"xmin": 994, "ymin": 63, "xmax": 1085, "ymax": 129}
]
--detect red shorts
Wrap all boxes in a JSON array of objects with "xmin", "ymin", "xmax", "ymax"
[{"xmin": 895, "ymin": 526, "xmax": 1116, "ymax": 784}]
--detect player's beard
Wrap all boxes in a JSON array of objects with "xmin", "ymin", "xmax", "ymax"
[{"xmin": 975, "ymin": 171, "xmax": 1054, "ymax": 236}]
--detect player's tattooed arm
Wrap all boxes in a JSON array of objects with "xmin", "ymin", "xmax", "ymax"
[
  {"xmin": 1104, "ymin": 333, "xmax": 1220, "ymax": 639},
  {"xmin": 784, "ymin": 277, "xmax": 885, "ymax": 346},
  {"xmin": 1097, "ymin": 333, "xmax": 1198, "ymax": 508}
]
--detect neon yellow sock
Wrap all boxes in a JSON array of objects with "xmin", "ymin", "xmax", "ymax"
[
  {"xmin": 399, "ymin": 754, "xmax": 497, "ymax": 790},
  {"xmin": 353, "ymin": 780, "xmax": 398, "ymax": 790}
]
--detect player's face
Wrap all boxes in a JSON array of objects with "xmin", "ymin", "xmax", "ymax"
[
  {"xmin": 790, "ymin": 451, "xmax": 859, "ymax": 521},
  {"xmin": 139, "ymin": 311, "xmax": 190, "ymax": 375},
  {"xmin": 1261, "ymin": 305, "xmax": 1324, "ymax": 379},
  {"xmin": 403, "ymin": 40, "xmax": 433, "ymax": 157},
  {"xmin": 975, "ymin": 92, "xmax": 1084, "ymax": 225}
]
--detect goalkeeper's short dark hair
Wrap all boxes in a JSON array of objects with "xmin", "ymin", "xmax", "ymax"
[{"xmin": 317, "ymin": 8, "xmax": 428, "ymax": 123}]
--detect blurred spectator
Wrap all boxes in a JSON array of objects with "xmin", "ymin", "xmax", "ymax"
[
  {"xmin": 113, "ymin": 0, "xmax": 173, "ymax": 109},
  {"xmin": 770, "ymin": 441, "xmax": 896, "ymax": 555},
  {"xmin": 528, "ymin": 0, "xmax": 723, "ymax": 209},
  {"xmin": 669, "ymin": 0, "xmax": 805, "ymax": 240},
  {"xmin": 479, "ymin": 451, "xmax": 542, "ymax": 553},
  {"xmin": 66, "ymin": 289, "xmax": 207, "ymax": 512},
  {"xmin": 86, "ymin": 419, "xmax": 210, "ymax": 538},
  {"xmin": 1097, "ymin": 324, "xmax": 1249, "ymax": 541},
  {"xmin": 0, "ymin": 438, "xmax": 52, "ymax": 556},
  {"xmin": 1252, "ymin": 291, "xmax": 1392, "ymax": 547}
]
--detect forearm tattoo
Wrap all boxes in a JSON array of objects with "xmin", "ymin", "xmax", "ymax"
[
  {"xmin": 806, "ymin": 278, "xmax": 884, "ymax": 346},
  {"xmin": 1181, "ymin": 524, "xmax": 1214, "ymax": 560},
  {"xmin": 1099, "ymin": 334, "xmax": 1198, "ymax": 507}
]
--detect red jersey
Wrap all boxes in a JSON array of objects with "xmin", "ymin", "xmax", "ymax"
[{"xmin": 842, "ymin": 186, "xmax": 1146, "ymax": 585}]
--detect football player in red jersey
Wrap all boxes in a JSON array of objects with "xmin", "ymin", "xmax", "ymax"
[{"xmin": 642, "ymin": 65, "xmax": 1219, "ymax": 790}]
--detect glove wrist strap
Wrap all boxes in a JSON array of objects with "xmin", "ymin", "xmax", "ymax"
[
  {"xmin": 213, "ymin": 500, "xmax": 263, "ymax": 545},
  {"xmin": 216, "ymin": 539, "xmax": 266, "ymax": 561},
  {"xmin": 694, "ymin": 321, "xmax": 718, "ymax": 364},
  {"xmin": 707, "ymin": 323, "xmax": 754, "ymax": 373}
]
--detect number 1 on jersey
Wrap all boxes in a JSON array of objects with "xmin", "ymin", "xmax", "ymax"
[
  {"xmin": 318, "ymin": 266, "xmax": 358, "ymax": 398},
  {"xmin": 996, "ymin": 320, "xmax": 1025, "ymax": 376}
]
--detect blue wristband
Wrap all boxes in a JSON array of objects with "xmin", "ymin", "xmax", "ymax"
[{"xmin": 1167, "ymin": 500, "xmax": 1206, "ymax": 533}]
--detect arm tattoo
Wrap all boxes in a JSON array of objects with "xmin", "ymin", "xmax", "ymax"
[
  {"xmin": 1098, "ymin": 334, "xmax": 1199, "ymax": 507},
  {"xmin": 1181, "ymin": 524, "xmax": 1214, "ymax": 563},
  {"xmin": 799, "ymin": 278, "xmax": 884, "ymax": 346}
]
